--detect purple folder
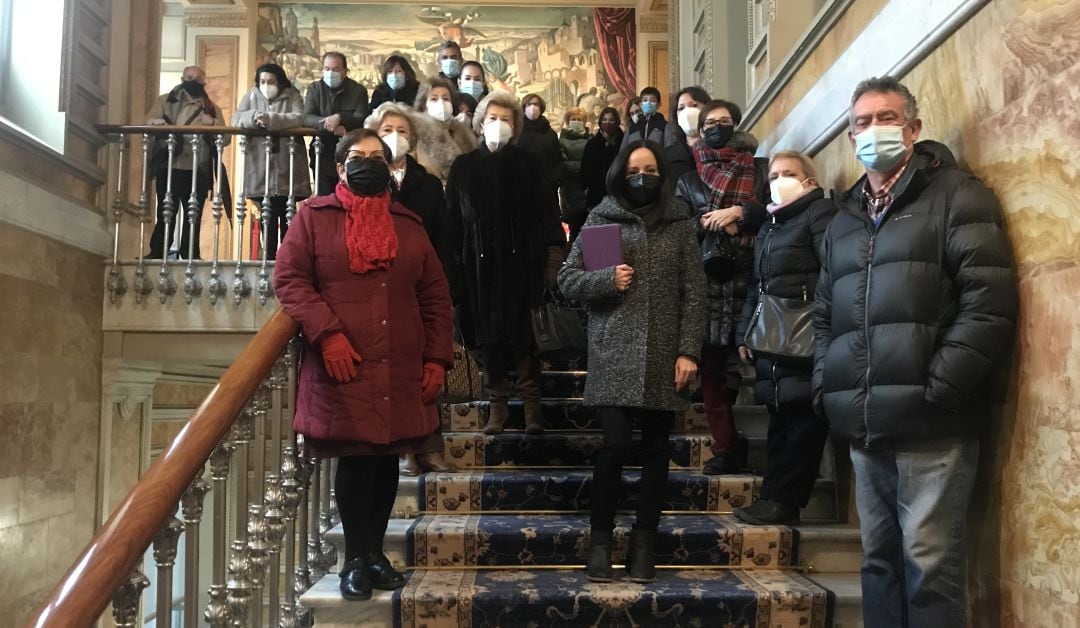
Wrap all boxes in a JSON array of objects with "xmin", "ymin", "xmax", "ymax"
[{"xmin": 580, "ymin": 224, "xmax": 624, "ymax": 271}]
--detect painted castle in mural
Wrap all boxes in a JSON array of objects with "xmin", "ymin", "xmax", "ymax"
[{"xmin": 256, "ymin": 3, "xmax": 627, "ymax": 126}]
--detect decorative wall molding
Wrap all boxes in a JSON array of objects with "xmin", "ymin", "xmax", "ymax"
[
  {"xmin": 186, "ymin": 12, "xmax": 248, "ymax": 28},
  {"xmin": 741, "ymin": 0, "xmax": 855, "ymax": 131},
  {"xmin": 757, "ymin": 0, "xmax": 990, "ymax": 157},
  {"xmin": 668, "ymin": 0, "xmax": 680, "ymax": 94},
  {"xmin": 0, "ymin": 168, "xmax": 111, "ymax": 255},
  {"xmin": 639, "ymin": 13, "xmax": 668, "ymax": 33}
]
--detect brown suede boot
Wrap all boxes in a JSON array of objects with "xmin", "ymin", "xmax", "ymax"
[{"xmin": 484, "ymin": 400, "xmax": 509, "ymax": 434}]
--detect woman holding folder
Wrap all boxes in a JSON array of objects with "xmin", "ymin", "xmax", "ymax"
[{"xmin": 558, "ymin": 140, "xmax": 706, "ymax": 583}]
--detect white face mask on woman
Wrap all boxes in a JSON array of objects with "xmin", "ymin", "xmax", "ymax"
[
  {"xmin": 260, "ymin": 84, "xmax": 279, "ymax": 101},
  {"xmin": 382, "ymin": 131, "xmax": 409, "ymax": 163},
  {"xmin": 677, "ymin": 107, "xmax": 701, "ymax": 135},
  {"xmin": 524, "ymin": 104, "xmax": 541, "ymax": 121},
  {"xmin": 426, "ymin": 99, "xmax": 453, "ymax": 122},
  {"xmin": 769, "ymin": 176, "xmax": 811, "ymax": 208},
  {"xmin": 483, "ymin": 119, "xmax": 512, "ymax": 152}
]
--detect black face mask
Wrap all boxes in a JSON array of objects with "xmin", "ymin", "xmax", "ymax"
[
  {"xmin": 624, "ymin": 173, "xmax": 662, "ymax": 207},
  {"xmin": 703, "ymin": 124, "xmax": 735, "ymax": 149},
  {"xmin": 344, "ymin": 159, "xmax": 390, "ymax": 196},
  {"xmin": 181, "ymin": 80, "xmax": 206, "ymax": 97}
]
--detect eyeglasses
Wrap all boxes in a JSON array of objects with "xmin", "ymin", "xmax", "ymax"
[
  {"xmin": 702, "ymin": 117, "xmax": 734, "ymax": 128},
  {"xmin": 345, "ymin": 151, "xmax": 387, "ymax": 164}
]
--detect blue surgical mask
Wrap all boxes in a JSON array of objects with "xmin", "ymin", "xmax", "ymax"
[
  {"xmin": 386, "ymin": 73, "xmax": 405, "ymax": 91},
  {"xmin": 854, "ymin": 124, "xmax": 910, "ymax": 172},
  {"xmin": 641, "ymin": 101, "xmax": 657, "ymax": 116},
  {"xmin": 323, "ymin": 70, "xmax": 343, "ymax": 89},
  {"xmin": 440, "ymin": 58, "xmax": 461, "ymax": 78},
  {"xmin": 460, "ymin": 79, "xmax": 484, "ymax": 99}
]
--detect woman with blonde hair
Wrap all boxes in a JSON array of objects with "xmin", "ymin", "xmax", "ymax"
[
  {"xmin": 559, "ymin": 106, "xmax": 591, "ymax": 243},
  {"xmin": 444, "ymin": 90, "xmax": 566, "ymax": 436},
  {"xmin": 733, "ymin": 149, "xmax": 835, "ymax": 525},
  {"xmin": 412, "ymin": 76, "xmax": 477, "ymax": 181}
]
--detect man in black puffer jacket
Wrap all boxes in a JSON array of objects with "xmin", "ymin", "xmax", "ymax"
[{"xmin": 813, "ymin": 77, "xmax": 1017, "ymax": 628}]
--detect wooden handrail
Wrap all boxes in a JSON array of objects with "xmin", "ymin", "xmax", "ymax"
[
  {"xmin": 96, "ymin": 123, "xmax": 323, "ymax": 137},
  {"xmin": 25, "ymin": 308, "xmax": 300, "ymax": 628}
]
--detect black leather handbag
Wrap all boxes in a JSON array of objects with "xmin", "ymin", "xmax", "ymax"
[
  {"xmin": 700, "ymin": 231, "xmax": 738, "ymax": 280},
  {"xmin": 531, "ymin": 290, "xmax": 587, "ymax": 362},
  {"xmin": 743, "ymin": 289, "xmax": 816, "ymax": 367}
]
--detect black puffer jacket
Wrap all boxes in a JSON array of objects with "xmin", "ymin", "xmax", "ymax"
[
  {"xmin": 369, "ymin": 82, "xmax": 419, "ymax": 109},
  {"xmin": 812, "ymin": 141, "xmax": 1018, "ymax": 444},
  {"xmin": 581, "ymin": 130, "xmax": 623, "ymax": 208},
  {"xmin": 517, "ymin": 117, "xmax": 565, "ymax": 189},
  {"xmin": 736, "ymin": 188, "xmax": 835, "ymax": 407}
]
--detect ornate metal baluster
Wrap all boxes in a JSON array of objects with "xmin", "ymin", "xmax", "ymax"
[
  {"xmin": 317, "ymin": 459, "xmax": 338, "ymax": 572},
  {"xmin": 153, "ymin": 514, "xmax": 184, "ymax": 628},
  {"xmin": 246, "ymin": 504, "xmax": 271, "ymax": 627},
  {"xmin": 293, "ymin": 438, "xmax": 313, "ymax": 597},
  {"xmin": 107, "ymin": 135, "xmax": 129, "ymax": 302},
  {"xmin": 184, "ymin": 134, "xmax": 203, "ymax": 304},
  {"xmin": 207, "ymin": 133, "xmax": 227, "ymax": 304},
  {"xmin": 158, "ymin": 133, "xmax": 178, "ymax": 302},
  {"xmin": 112, "ymin": 568, "xmax": 150, "ymax": 628},
  {"xmin": 312, "ymin": 135, "xmax": 322, "ymax": 197},
  {"xmin": 285, "ymin": 136, "xmax": 297, "ymax": 234},
  {"xmin": 269, "ymin": 356, "xmax": 288, "ymax": 479},
  {"xmin": 133, "ymin": 133, "xmax": 155, "ymax": 303},
  {"xmin": 225, "ymin": 540, "xmax": 253, "ymax": 627},
  {"xmin": 205, "ymin": 439, "xmax": 236, "ymax": 628},
  {"xmin": 263, "ymin": 474, "xmax": 287, "ymax": 625},
  {"xmin": 306, "ymin": 455, "xmax": 325, "ymax": 579},
  {"xmin": 232, "ymin": 403, "xmax": 255, "ymax": 545},
  {"xmin": 181, "ymin": 471, "xmax": 211, "ymax": 628},
  {"xmin": 279, "ymin": 447, "xmax": 303, "ymax": 627},
  {"xmin": 232, "ymin": 135, "xmax": 252, "ymax": 305},
  {"xmin": 257, "ymin": 136, "xmax": 274, "ymax": 305}
]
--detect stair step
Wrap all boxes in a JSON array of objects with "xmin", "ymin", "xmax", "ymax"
[
  {"xmin": 443, "ymin": 432, "xmax": 715, "ymax": 469},
  {"xmin": 302, "ymin": 568, "xmax": 834, "ymax": 628},
  {"xmin": 392, "ymin": 471, "xmax": 837, "ymax": 522},
  {"xmin": 441, "ymin": 400, "xmax": 768, "ymax": 435}
]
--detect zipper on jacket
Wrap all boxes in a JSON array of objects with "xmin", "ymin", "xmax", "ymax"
[
  {"xmin": 862, "ymin": 232, "xmax": 876, "ymax": 448},
  {"xmin": 771, "ymin": 362, "xmax": 779, "ymax": 407}
]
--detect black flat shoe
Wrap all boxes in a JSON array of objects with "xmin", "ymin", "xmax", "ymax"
[
  {"xmin": 702, "ymin": 453, "xmax": 736, "ymax": 475},
  {"xmin": 368, "ymin": 553, "xmax": 406, "ymax": 590},
  {"xmin": 586, "ymin": 528, "xmax": 614, "ymax": 583},
  {"xmin": 733, "ymin": 499, "xmax": 801, "ymax": 525},
  {"xmin": 339, "ymin": 557, "xmax": 373, "ymax": 601}
]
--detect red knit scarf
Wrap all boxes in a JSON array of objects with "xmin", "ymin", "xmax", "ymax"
[
  {"xmin": 335, "ymin": 183, "xmax": 398, "ymax": 274},
  {"xmin": 693, "ymin": 143, "xmax": 758, "ymax": 210}
]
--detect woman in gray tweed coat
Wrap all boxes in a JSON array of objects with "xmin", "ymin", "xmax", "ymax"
[{"xmin": 558, "ymin": 140, "xmax": 706, "ymax": 584}]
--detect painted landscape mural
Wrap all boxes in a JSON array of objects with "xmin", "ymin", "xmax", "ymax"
[{"xmin": 256, "ymin": 3, "xmax": 636, "ymax": 128}]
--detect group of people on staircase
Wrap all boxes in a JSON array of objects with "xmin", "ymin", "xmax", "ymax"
[{"xmin": 152, "ymin": 53, "xmax": 1016, "ymax": 627}]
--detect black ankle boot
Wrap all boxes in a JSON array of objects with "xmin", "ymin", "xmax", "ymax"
[
  {"xmin": 339, "ymin": 556, "xmax": 373, "ymax": 601},
  {"xmin": 586, "ymin": 528, "xmax": 614, "ymax": 582},
  {"xmin": 626, "ymin": 528, "xmax": 656, "ymax": 583},
  {"xmin": 368, "ymin": 552, "xmax": 406, "ymax": 590}
]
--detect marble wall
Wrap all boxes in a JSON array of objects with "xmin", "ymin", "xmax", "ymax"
[
  {"xmin": 747, "ymin": 0, "xmax": 1080, "ymax": 624},
  {"xmin": 0, "ymin": 222, "xmax": 104, "ymax": 623}
]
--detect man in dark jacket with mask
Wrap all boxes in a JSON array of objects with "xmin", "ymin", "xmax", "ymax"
[
  {"xmin": 813, "ymin": 76, "xmax": 1017, "ymax": 628},
  {"xmin": 304, "ymin": 52, "xmax": 370, "ymax": 196}
]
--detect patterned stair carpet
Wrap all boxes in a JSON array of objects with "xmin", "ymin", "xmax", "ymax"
[
  {"xmin": 404, "ymin": 513, "xmax": 795, "ymax": 568},
  {"xmin": 418, "ymin": 470, "xmax": 760, "ymax": 513},
  {"xmin": 440, "ymin": 399, "xmax": 719, "ymax": 433},
  {"xmin": 443, "ymin": 432, "xmax": 717, "ymax": 469},
  {"xmin": 395, "ymin": 569, "xmax": 830, "ymax": 628}
]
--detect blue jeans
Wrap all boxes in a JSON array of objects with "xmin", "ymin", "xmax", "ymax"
[{"xmin": 850, "ymin": 437, "xmax": 978, "ymax": 628}]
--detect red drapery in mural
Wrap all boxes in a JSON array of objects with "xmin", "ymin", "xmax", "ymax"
[{"xmin": 593, "ymin": 8, "xmax": 637, "ymax": 100}]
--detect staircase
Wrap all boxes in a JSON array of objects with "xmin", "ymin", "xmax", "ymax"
[{"xmin": 301, "ymin": 369, "xmax": 864, "ymax": 627}]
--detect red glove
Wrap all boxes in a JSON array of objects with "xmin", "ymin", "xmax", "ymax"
[
  {"xmin": 321, "ymin": 333, "xmax": 362, "ymax": 383},
  {"xmin": 420, "ymin": 362, "xmax": 445, "ymax": 404}
]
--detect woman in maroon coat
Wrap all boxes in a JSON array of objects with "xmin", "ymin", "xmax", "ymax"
[{"xmin": 274, "ymin": 128, "xmax": 453, "ymax": 601}]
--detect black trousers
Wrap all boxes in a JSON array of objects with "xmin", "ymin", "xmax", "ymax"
[
  {"xmin": 760, "ymin": 401, "xmax": 829, "ymax": 508},
  {"xmin": 248, "ymin": 196, "xmax": 294, "ymax": 260},
  {"xmin": 149, "ymin": 170, "xmax": 209, "ymax": 259},
  {"xmin": 590, "ymin": 407, "xmax": 674, "ymax": 532},
  {"xmin": 335, "ymin": 455, "xmax": 400, "ymax": 563}
]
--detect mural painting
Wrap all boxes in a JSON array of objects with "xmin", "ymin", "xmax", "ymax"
[{"xmin": 256, "ymin": 3, "xmax": 637, "ymax": 128}]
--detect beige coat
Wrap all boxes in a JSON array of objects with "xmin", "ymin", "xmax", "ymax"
[
  {"xmin": 232, "ymin": 86, "xmax": 312, "ymax": 198},
  {"xmin": 412, "ymin": 114, "xmax": 478, "ymax": 182},
  {"xmin": 146, "ymin": 87, "xmax": 224, "ymax": 172}
]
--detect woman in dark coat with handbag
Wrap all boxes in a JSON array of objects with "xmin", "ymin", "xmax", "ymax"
[
  {"xmin": 559, "ymin": 140, "xmax": 706, "ymax": 584},
  {"xmin": 444, "ymin": 90, "xmax": 566, "ymax": 437},
  {"xmin": 274, "ymin": 129, "xmax": 453, "ymax": 602},
  {"xmin": 675, "ymin": 99, "xmax": 769, "ymax": 476},
  {"xmin": 733, "ymin": 151, "xmax": 835, "ymax": 525}
]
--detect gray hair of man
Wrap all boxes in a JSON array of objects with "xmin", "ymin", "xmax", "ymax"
[
  {"xmin": 181, "ymin": 65, "xmax": 206, "ymax": 81},
  {"xmin": 849, "ymin": 76, "xmax": 919, "ymax": 128},
  {"xmin": 363, "ymin": 102, "xmax": 419, "ymax": 152},
  {"xmin": 472, "ymin": 89, "xmax": 524, "ymax": 139}
]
